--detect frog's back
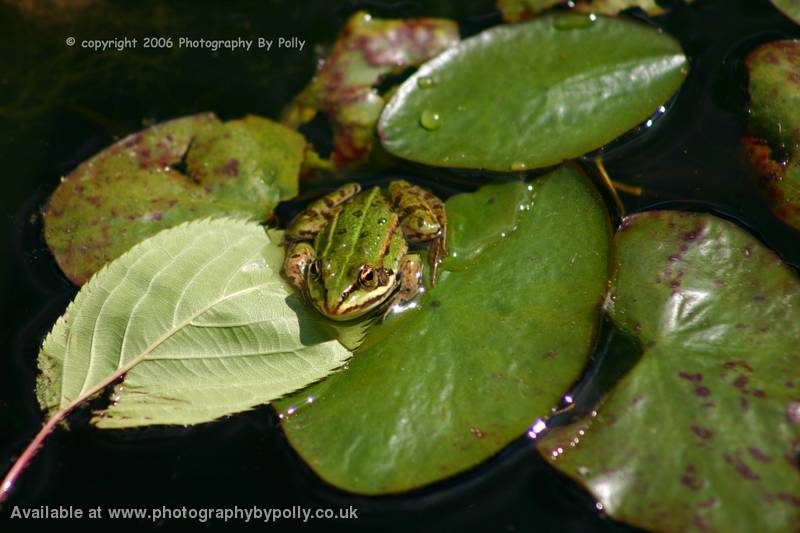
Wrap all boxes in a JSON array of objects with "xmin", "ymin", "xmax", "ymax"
[{"xmin": 315, "ymin": 186, "xmax": 398, "ymax": 270}]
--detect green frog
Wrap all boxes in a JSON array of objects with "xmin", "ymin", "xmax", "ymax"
[{"xmin": 282, "ymin": 180, "xmax": 447, "ymax": 321}]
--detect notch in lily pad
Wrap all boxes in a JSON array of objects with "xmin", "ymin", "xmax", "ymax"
[
  {"xmin": 45, "ymin": 113, "xmax": 307, "ymax": 285},
  {"xmin": 539, "ymin": 211, "xmax": 800, "ymax": 532}
]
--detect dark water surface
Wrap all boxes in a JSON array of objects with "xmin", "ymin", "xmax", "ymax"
[{"xmin": 1, "ymin": 0, "xmax": 798, "ymax": 531}]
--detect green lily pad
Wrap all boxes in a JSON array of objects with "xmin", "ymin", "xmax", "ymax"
[
  {"xmin": 770, "ymin": 1, "xmax": 800, "ymax": 25},
  {"xmin": 44, "ymin": 114, "xmax": 306, "ymax": 285},
  {"xmin": 281, "ymin": 11, "xmax": 459, "ymax": 168},
  {"xmin": 538, "ymin": 211, "xmax": 800, "ymax": 532},
  {"xmin": 497, "ymin": 0, "xmax": 695, "ymax": 22},
  {"xmin": 743, "ymin": 40, "xmax": 800, "ymax": 231},
  {"xmin": 378, "ymin": 14, "xmax": 687, "ymax": 172},
  {"xmin": 276, "ymin": 164, "xmax": 612, "ymax": 494},
  {"xmin": 186, "ymin": 115, "xmax": 303, "ymax": 219}
]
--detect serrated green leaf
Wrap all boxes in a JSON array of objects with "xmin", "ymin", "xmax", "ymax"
[
  {"xmin": 36, "ymin": 218, "xmax": 351, "ymax": 428},
  {"xmin": 44, "ymin": 114, "xmax": 306, "ymax": 285},
  {"xmin": 378, "ymin": 14, "xmax": 687, "ymax": 172},
  {"xmin": 538, "ymin": 211, "xmax": 800, "ymax": 532},
  {"xmin": 276, "ymin": 164, "xmax": 612, "ymax": 494}
]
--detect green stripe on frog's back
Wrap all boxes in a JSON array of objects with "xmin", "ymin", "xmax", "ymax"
[{"xmin": 315, "ymin": 187, "xmax": 399, "ymax": 294}]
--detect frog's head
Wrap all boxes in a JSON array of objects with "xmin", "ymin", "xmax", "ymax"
[{"xmin": 306, "ymin": 258, "xmax": 398, "ymax": 321}]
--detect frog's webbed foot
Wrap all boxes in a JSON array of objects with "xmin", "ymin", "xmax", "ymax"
[
  {"xmin": 285, "ymin": 182, "xmax": 361, "ymax": 241},
  {"xmin": 282, "ymin": 242, "xmax": 316, "ymax": 295},
  {"xmin": 382, "ymin": 254, "xmax": 423, "ymax": 320},
  {"xmin": 388, "ymin": 180, "xmax": 447, "ymax": 285}
]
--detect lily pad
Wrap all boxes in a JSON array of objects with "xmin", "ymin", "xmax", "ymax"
[
  {"xmin": 378, "ymin": 14, "xmax": 687, "ymax": 172},
  {"xmin": 770, "ymin": 1, "xmax": 800, "ymax": 25},
  {"xmin": 497, "ymin": 0, "xmax": 695, "ymax": 22},
  {"xmin": 538, "ymin": 211, "xmax": 800, "ymax": 532},
  {"xmin": 743, "ymin": 40, "xmax": 800, "ymax": 231},
  {"xmin": 186, "ymin": 115, "xmax": 303, "ymax": 219},
  {"xmin": 276, "ymin": 164, "xmax": 612, "ymax": 494},
  {"xmin": 281, "ymin": 11, "xmax": 459, "ymax": 168},
  {"xmin": 44, "ymin": 114, "xmax": 306, "ymax": 285}
]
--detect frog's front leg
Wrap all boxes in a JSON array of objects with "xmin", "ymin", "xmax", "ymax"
[
  {"xmin": 285, "ymin": 182, "xmax": 361, "ymax": 241},
  {"xmin": 282, "ymin": 242, "xmax": 316, "ymax": 295},
  {"xmin": 383, "ymin": 253, "xmax": 423, "ymax": 319},
  {"xmin": 388, "ymin": 180, "xmax": 447, "ymax": 283}
]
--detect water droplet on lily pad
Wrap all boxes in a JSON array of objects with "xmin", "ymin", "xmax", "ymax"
[
  {"xmin": 510, "ymin": 161, "xmax": 528, "ymax": 172},
  {"xmin": 420, "ymin": 110, "xmax": 442, "ymax": 131},
  {"xmin": 417, "ymin": 76, "xmax": 435, "ymax": 89}
]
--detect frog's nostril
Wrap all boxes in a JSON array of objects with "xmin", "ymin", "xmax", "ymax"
[{"xmin": 309, "ymin": 260, "xmax": 320, "ymax": 278}]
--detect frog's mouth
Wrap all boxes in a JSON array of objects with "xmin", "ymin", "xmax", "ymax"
[{"xmin": 317, "ymin": 271, "xmax": 399, "ymax": 321}]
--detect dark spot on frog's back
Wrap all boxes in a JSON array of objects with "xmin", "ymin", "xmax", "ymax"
[
  {"xmin": 353, "ymin": 210, "xmax": 363, "ymax": 218},
  {"xmin": 337, "ymin": 228, "xmax": 347, "ymax": 235},
  {"xmin": 430, "ymin": 300, "xmax": 441, "ymax": 308},
  {"xmin": 359, "ymin": 231, "xmax": 369, "ymax": 238}
]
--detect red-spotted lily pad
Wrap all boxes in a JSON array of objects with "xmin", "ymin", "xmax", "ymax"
[
  {"xmin": 539, "ymin": 211, "xmax": 800, "ymax": 532},
  {"xmin": 743, "ymin": 40, "xmax": 800, "ymax": 231},
  {"xmin": 281, "ymin": 11, "xmax": 458, "ymax": 168},
  {"xmin": 497, "ymin": 0, "xmax": 696, "ymax": 22},
  {"xmin": 44, "ymin": 114, "xmax": 306, "ymax": 285},
  {"xmin": 378, "ymin": 14, "xmax": 687, "ymax": 172},
  {"xmin": 276, "ymin": 164, "xmax": 612, "ymax": 494}
]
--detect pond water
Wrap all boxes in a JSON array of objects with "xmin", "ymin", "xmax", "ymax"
[{"xmin": 0, "ymin": 0, "xmax": 798, "ymax": 531}]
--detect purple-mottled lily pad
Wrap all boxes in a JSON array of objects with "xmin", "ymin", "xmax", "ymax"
[
  {"xmin": 497, "ymin": 0, "xmax": 696, "ymax": 22},
  {"xmin": 281, "ymin": 11, "xmax": 458, "ymax": 168},
  {"xmin": 275, "ymin": 164, "xmax": 611, "ymax": 494},
  {"xmin": 539, "ymin": 211, "xmax": 800, "ymax": 532},
  {"xmin": 743, "ymin": 40, "xmax": 800, "ymax": 231},
  {"xmin": 770, "ymin": 1, "xmax": 800, "ymax": 26},
  {"xmin": 44, "ymin": 114, "xmax": 306, "ymax": 285}
]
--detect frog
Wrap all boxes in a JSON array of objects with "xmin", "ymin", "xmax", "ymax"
[{"xmin": 282, "ymin": 180, "xmax": 447, "ymax": 321}]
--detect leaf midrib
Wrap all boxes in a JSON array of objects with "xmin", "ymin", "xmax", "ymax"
[{"xmin": 59, "ymin": 282, "xmax": 271, "ymax": 412}]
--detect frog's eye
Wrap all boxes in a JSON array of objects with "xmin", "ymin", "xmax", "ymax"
[
  {"xmin": 309, "ymin": 260, "xmax": 321, "ymax": 279},
  {"xmin": 359, "ymin": 266, "xmax": 378, "ymax": 288}
]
